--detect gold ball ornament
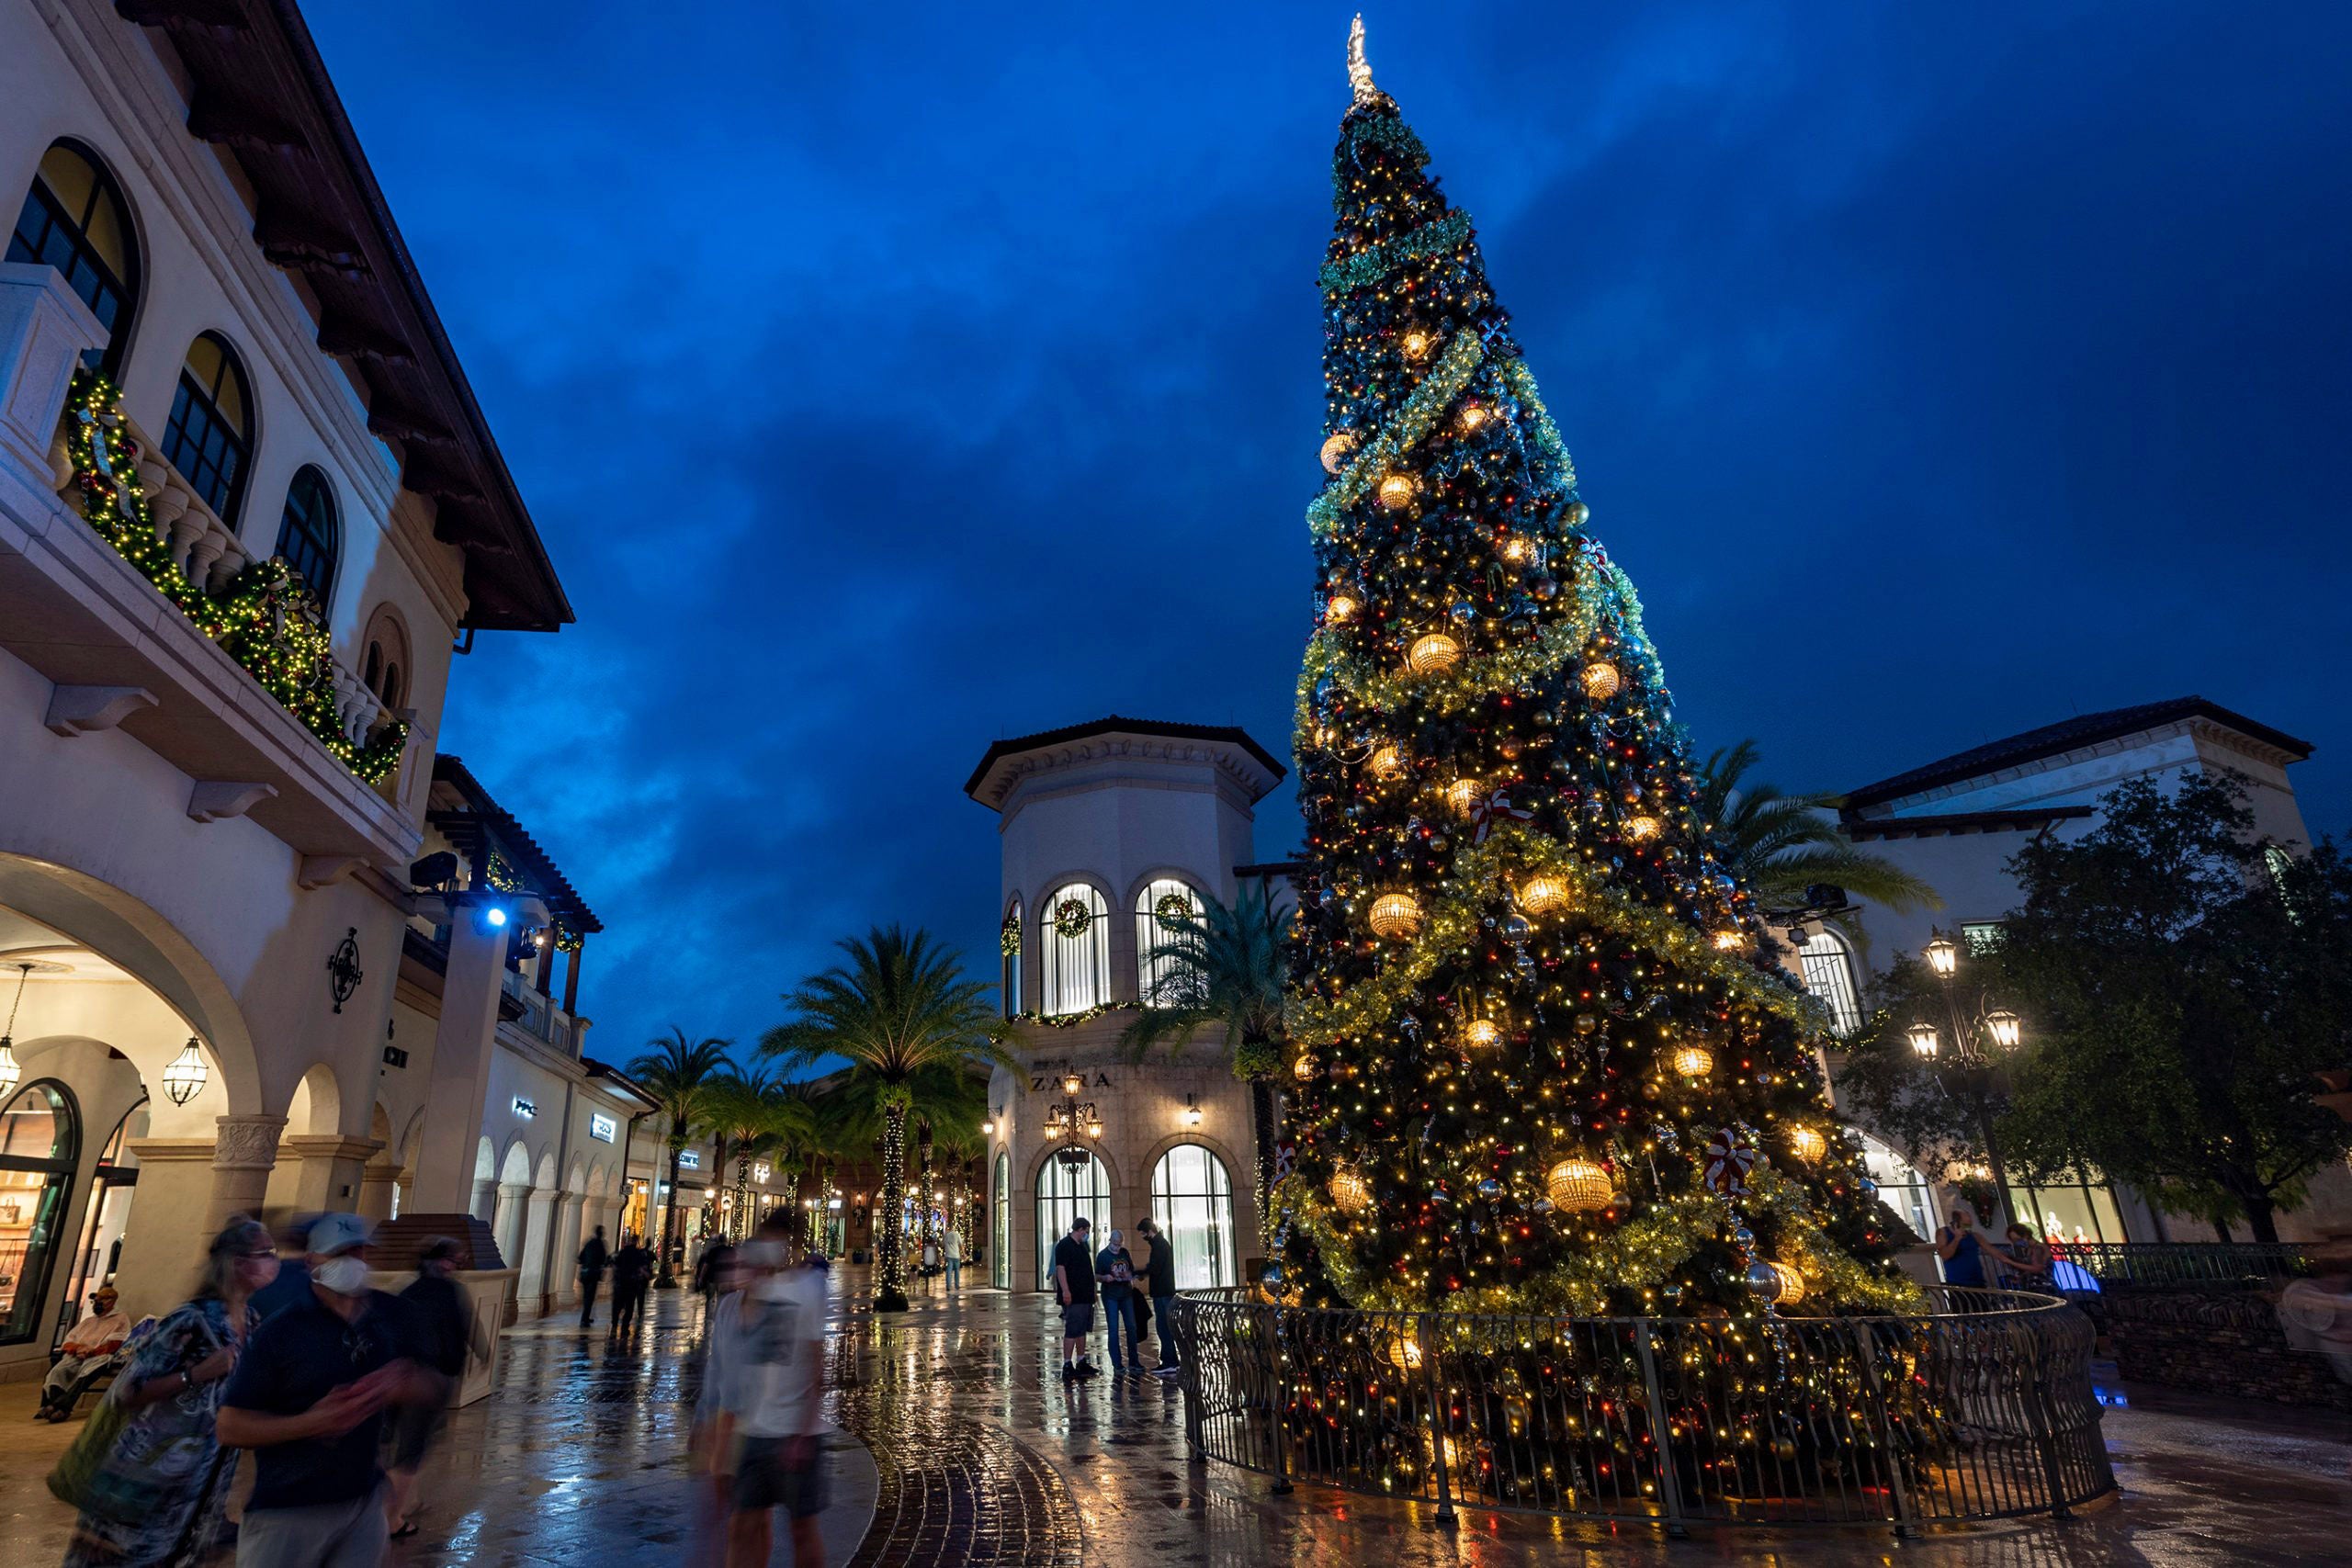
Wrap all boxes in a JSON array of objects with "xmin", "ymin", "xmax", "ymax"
[
  {"xmin": 1376, "ymin": 472, "xmax": 1416, "ymax": 511},
  {"xmin": 1368, "ymin": 744, "xmax": 1406, "ymax": 782},
  {"xmin": 1330, "ymin": 1168, "xmax": 1374, "ymax": 1214},
  {"xmin": 1787, "ymin": 1125, "xmax": 1828, "ymax": 1163},
  {"xmin": 1625, "ymin": 814, "xmax": 1663, "ymax": 843},
  {"xmin": 1401, "ymin": 329, "xmax": 1432, "ymax": 361},
  {"xmin": 1407, "ymin": 632, "xmax": 1462, "ymax": 676},
  {"xmin": 1517, "ymin": 874, "xmax": 1573, "ymax": 917},
  {"xmin": 1712, "ymin": 928, "xmax": 1747, "ymax": 952},
  {"xmin": 1319, "ymin": 431, "xmax": 1359, "ymax": 474},
  {"xmin": 1325, "ymin": 591, "xmax": 1361, "ymax": 625},
  {"xmin": 1368, "ymin": 892, "xmax": 1424, "ymax": 942},
  {"xmin": 1546, "ymin": 1157, "xmax": 1612, "ymax": 1214},
  {"xmin": 1670, "ymin": 1043, "xmax": 1715, "ymax": 1079},
  {"xmin": 1580, "ymin": 662, "xmax": 1622, "ymax": 701},
  {"xmin": 1749, "ymin": 1259, "xmax": 1805, "ymax": 1306},
  {"xmin": 1444, "ymin": 777, "xmax": 1482, "ymax": 817},
  {"xmin": 1458, "ymin": 400, "xmax": 1489, "ymax": 433},
  {"xmin": 1498, "ymin": 534, "xmax": 1538, "ymax": 566},
  {"xmin": 1293, "ymin": 1052, "xmax": 1318, "ymax": 1082},
  {"xmin": 1462, "ymin": 1018, "xmax": 1501, "ymax": 1051}
]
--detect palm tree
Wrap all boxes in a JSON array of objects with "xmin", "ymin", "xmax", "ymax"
[
  {"xmin": 704, "ymin": 1065, "xmax": 814, "ymax": 1242},
  {"xmin": 761, "ymin": 926, "xmax": 1011, "ymax": 1312},
  {"xmin": 1696, "ymin": 739, "xmax": 1943, "ymax": 926},
  {"xmin": 1124, "ymin": 882, "xmax": 1288, "ymax": 1240},
  {"xmin": 627, "ymin": 1026, "xmax": 732, "ymax": 1286}
]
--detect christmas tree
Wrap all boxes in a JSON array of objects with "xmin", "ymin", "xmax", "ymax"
[{"xmin": 1280, "ymin": 20, "xmax": 1914, "ymax": 1320}]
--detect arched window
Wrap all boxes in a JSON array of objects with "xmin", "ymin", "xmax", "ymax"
[
  {"xmin": 1855, "ymin": 1132, "xmax": 1936, "ymax": 1247},
  {"xmin": 162, "ymin": 332, "xmax": 251, "ymax": 521},
  {"xmin": 0, "ymin": 1080, "xmax": 81, "ymax": 1346},
  {"xmin": 1038, "ymin": 883, "xmax": 1108, "ymax": 1017},
  {"xmin": 1796, "ymin": 928, "xmax": 1863, "ymax": 1037},
  {"xmin": 1150, "ymin": 1144, "xmax": 1237, "ymax": 1290},
  {"xmin": 1135, "ymin": 878, "xmax": 1203, "ymax": 1003},
  {"xmin": 990, "ymin": 1150, "xmax": 1011, "ymax": 1290},
  {"xmin": 1000, "ymin": 898, "xmax": 1022, "ymax": 1020},
  {"xmin": 6, "ymin": 141, "xmax": 138, "ymax": 371},
  {"xmin": 59, "ymin": 1096, "xmax": 146, "ymax": 1346},
  {"xmin": 273, "ymin": 466, "xmax": 339, "ymax": 605},
  {"xmin": 1034, "ymin": 1151, "xmax": 1108, "ymax": 1289},
  {"xmin": 359, "ymin": 604, "xmax": 411, "ymax": 711}
]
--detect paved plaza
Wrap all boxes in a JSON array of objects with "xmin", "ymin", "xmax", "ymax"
[{"xmin": 4, "ymin": 1272, "xmax": 2347, "ymax": 1566}]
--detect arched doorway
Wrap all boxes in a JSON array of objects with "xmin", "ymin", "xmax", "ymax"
[
  {"xmin": 1854, "ymin": 1131, "xmax": 1939, "ymax": 1245},
  {"xmin": 1034, "ymin": 1150, "xmax": 1109, "ymax": 1290},
  {"xmin": 990, "ymin": 1150, "xmax": 1011, "ymax": 1291},
  {"xmin": 1150, "ymin": 1144, "xmax": 1238, "ymax": 1289},
  {"xmin": 0, "ymin": 1081, "xmax": 81, "ymax": 1345}
]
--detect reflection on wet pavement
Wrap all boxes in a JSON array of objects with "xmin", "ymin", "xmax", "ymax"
[{"xmin": 4, "ymin": 1269, "xmax": 2346, "ymax": 1566}]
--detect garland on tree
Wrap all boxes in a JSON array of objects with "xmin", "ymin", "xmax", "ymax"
[
  {"xmin": 62, "ymin": 370, "xmax": 408, "ymax": 784},
  {"xmin": 1275, "ymin": 33, "xmax": 1915, "ymax": 1323}
]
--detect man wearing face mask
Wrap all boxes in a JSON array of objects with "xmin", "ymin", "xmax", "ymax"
[{"xmin": 217, "ymin": 1213, "xmax": 445, "ymax": 1568}]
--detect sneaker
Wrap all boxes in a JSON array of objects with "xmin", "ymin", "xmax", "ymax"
[
  {"xmin": 1059, "ymin": 1362, "xmax": 1076, "ymax": 1382},
  {"xmin": 1074, "ymin": 1358, "xmax": 1102, "ymax": 1380}
]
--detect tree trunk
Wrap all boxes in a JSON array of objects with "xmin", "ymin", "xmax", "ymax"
[
  {"xmin": 1250, "ymin": 1077, "xmax": 1279, "ymax": 1244},
  {"xmin": 656, "ymin": 1143, "xmax": 682, "ymax": 1286},
  {"xmin": 876, "ymin": 1100, "xmax": 910, "ymax": 1311},
  {"xmin": 2242, "ymin": 1193, "xmax": 2281, "ymax": 1245}
]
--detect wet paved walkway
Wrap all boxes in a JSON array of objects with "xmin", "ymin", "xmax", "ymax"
[{"xmin": 4, "ymin": 1269, "xmax": 2347, "ymax": 1565}]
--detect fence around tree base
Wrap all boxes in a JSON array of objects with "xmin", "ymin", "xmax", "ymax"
[{"xmin": 1172, "ymin": 1285, "xmax": 2114, "ymax": 1533}]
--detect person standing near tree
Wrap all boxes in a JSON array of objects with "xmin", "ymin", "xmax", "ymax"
[
  {"xmin": 577, "ymin": 1225, "xmax": 609, "ymax": 1329},
  {"xmin": 1135, "ymin": 1216, "xmax": 1179, "ymax": 1377},
  {"xmin": 1051, "ymin": 1217, "xmax": 1099, "ymax": 1382},
  {"xmin": 941, "ymin": 1226, "xmax": 961, "ymax": 1293}
]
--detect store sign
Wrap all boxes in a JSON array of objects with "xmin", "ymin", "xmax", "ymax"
[
  {"xmin": 381, "ymin": 1044, "xmax": 408, "ymax": 1069},
  {"xmin": 589, "ymin": 1113, "xmax": 616, "ymax": 1144},
  {"xmin": 512, "ymin": 1097, "xmax": 537, "ymax": 1119},
  {"xmin": 677, "ymin": 1149, "xmax": 700, "ymax": 1169}
]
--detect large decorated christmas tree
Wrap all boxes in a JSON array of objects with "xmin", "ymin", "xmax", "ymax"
[{"xmin": 1278, "ymin": 21, "xmax": 1915, "ymax": 1320}]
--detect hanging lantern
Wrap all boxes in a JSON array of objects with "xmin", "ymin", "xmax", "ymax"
[
  {"xmin": 1579, "ymin": 661, "xmax": 1622, "ymax": 701},
  {"xmin": 1670, "ymin": 1043, "xmax": 1714, "ymax": 1079},
  {"xmin": 1330, "ymin": 1168, "xmax": 1374, "ymax": 1214},
  {"xmin": 1368, "ymin": 744, "xmax": 1406, "ymax": 782},
  {"xmin": 1787, "ymin": 1125, "xmax": 1827, "ymax": 1163},
  {"xmin": 1376, "ymin": 473, "xmax": 1416, "ymax": 510},
  {"xmin": 1517, "ymin": 874, "xmax": 1573, "ymax": 917},
  {"xmin": 162, "ymin": 1037, "xmax": 210, "ymax": 1106},
  {"xmin": 1461, "ymin": 1018, "xmax": 1501, "ymax": 1051},
  {"xmin": 1401, "ymin": 329, "xmax": 1432, "ymax": 361},
  {"xmin": 1443, "ymin": 778, "xmax": 1482, "ymax": 818},
  {"xmin": 1324, "ymin": 591, "xmax": 1361, "ymax": 625},
  {"xmin": 1319, "ymin": 431, "xmax": 1359, "ymax": 473},
  {"xmin": 1407, "ymin": 632, "xmax": 1462, "ymax": 676},
  {"xmin": 1747, "ymin": 1259, "xmax": 1805, "ymax": 1306},
  {"xmin": 1545, "ymin": 1157, "xmax": 1612, "ymax": 1213},
  {"xmin": 1625, "ymin": 814, "xmax": 1663, "ymax": 843},
  {"xmin": 1368, "ymin": 892, "xmax": 1423, "ymax": 941}
]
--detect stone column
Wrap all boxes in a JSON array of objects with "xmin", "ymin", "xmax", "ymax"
[
  {"xmin": 470, "ymin": 1178, "xmax": 498, "ymax": 1222},
  {"xmin": 493, "ymin": 1182, "xmax": 530, "ymax": 1265},
  {"xmin": 358, "ymin": 1161, "xmax": 400, "ymax": 1224},
  {"xmin": 553, "ymin": 1193, "xmax": 586, "ymax": 1309},
  {"xmin": 0, "ymin": 260, "xmax": 103, "ymax": 479},
  {"xmin": 113, "ymin": 1114, "xmax": 284, "ymax": 1322},
  {"xmin": 277, "ymin": 1134, "xmax": 386, "ymax": 1214},
  {"xmin": 409, "ymin": 902, "xmax": 534, "ymax": 1213}
]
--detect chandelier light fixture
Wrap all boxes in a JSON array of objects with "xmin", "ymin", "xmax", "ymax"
[{"xmin": 0, "ymin": 963, "xmax": 30, "ymax": 1099}]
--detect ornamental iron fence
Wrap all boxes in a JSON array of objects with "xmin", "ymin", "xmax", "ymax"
[
  {"xmin": 2053, "ymin": 1240, "xmax": 2313, "ymax": 1287},
  {"xmin": 1171, "ymin": 1285, "xmax": 2112, "ymax": 1533}
]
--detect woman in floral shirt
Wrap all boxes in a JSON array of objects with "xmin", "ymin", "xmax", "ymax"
[{"xmin": 61, "ymin": 1216, "xmax": 278, "ymax": 1568}]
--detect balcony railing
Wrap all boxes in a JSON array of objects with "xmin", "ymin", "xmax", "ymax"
[{"xmin": 2053, "ymin": 1240, "xmax": 2314, "ymax": 1286}]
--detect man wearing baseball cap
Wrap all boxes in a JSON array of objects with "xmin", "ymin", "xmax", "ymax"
[{"xmin": 216, "ymin": 1213, "xmax": 446, "ymax": 1567}]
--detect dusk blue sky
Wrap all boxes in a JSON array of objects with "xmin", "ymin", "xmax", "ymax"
[{"xmin": 306, "ymin": 4, "xmax": 2352, "ymax": 1065}]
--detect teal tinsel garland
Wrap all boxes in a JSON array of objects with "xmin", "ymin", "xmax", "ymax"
[{"xmin": 1318, "ymin": 210, "xmax": 1475, "ymax": 294}]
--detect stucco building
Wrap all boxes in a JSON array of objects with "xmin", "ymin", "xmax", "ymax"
[{"xmin": 969, "ymin": 717, "xmax": 1285, "ymax": 1295}]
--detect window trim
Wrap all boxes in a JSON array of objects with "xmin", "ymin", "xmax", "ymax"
[
  {"xmin": 1148, "ymin": 1141, "xmax": 1238, "ymax": 1290},
  {"xmin": 1134, "ymin": 876, "xmax": 1204, "ymax": 1005},
  {"xmin": 0, "ymin": 1079, "xmax": 83, "ymax": 1348},
  {"xmin": 1795, "ymin": 927, "xmax": 1864, "ymax": 1037},
  {"xmin": 161, "ymin": 331, "xmax": 254, "ymax": 524},
  {"xmin": 273, "ymin": 464, "xmax": 341, "ymax": 608},
  {"xmin": 6, "ymin": 140, "xmax": 141, "ymax": 374},
  {"xmin": 1037, "ymin": 881, "xmax": 1110, "ymax": 1017}
]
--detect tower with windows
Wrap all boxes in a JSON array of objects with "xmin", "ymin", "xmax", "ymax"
[{"xmin": 965, "ymin": 717, "xmax": 1285, "ymax": 1293}]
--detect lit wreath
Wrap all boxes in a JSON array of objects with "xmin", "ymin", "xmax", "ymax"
[
  {"xmin": 1154, "ymin": 891, "xmax": 1197, "ymax": 931},
  {"xmin": 1053, "ymin": 897, "xmax": 1093, "ymax": 940}
]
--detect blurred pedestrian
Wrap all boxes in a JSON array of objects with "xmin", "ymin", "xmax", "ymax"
[
  {"xmin": 576, "ymin": 1225, "xmax": 609, "ymax": 1328},
  {"xmin": 1936, "ymin": 1207, "xmax": 1990, "ymax": 1288},
  {"xmin": 718, "ymin": 1214, "xmax": 828, "ymax": 1568},
  {"xmin": 690, "ymin": 1233, "xmax": 754, "ymax": 1566},
  {"xmin": 1052, "ymin": 1216, "xmax": 1098, "ymax": 1382},
  {"xmin": 1094, "ymin": 1229, "xmax": 1137, "ymax": 1376},
  {"xmin": 248, "ymin": 1216, "xmax": 316, "ymax": 1322},
  {"xmin": 941, "ymin": 1226, "xmax": 961, "ymax": 1292},
  {"xmin": 1996, "ymin": 1223, "xmax": 2054, "ymax": 1290},
  {"xmin": 386, "ymin": 1238, "xmax": 481, "ymax": 1540},
  {"xmin": 52, "ymin": 1214, "xmax": 277, "ymax": 1568},
  {"xmin": 1134, "ymin": 1216, "xmax": 1179, "ymax": 1377},
  {"xmin": 611, "ymin": 1233, "xmax": 654, "ymax": 1340},
  {"xmin": 215, "ymin": 1213, "xmax": 447, "ymax": 1568},
  {"xmin": 695, "ymin": 1235, "xmax": 737, "ymax": 1312},
  {"xmin": 39, "ymin": 1285, "xmax": 131, "ymax": 1421}
]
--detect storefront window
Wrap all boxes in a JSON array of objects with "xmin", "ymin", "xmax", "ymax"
[
  {"xmin": 1035, "ymin": 1152, "xmax": 1108, "ymax": 1289},
  {"xmin": 991, "ymin": 1151, "xmax": 1011, "ymax": 1291},
  {"xmin": 1150, "ymin": 1144, "xmax": 1237, "ymax": 1289},
  {"xmin": 0, "ymin": 1081, "xmax": 80, "ymax": 1346},
  {"xmin": 2007, "ymin": 1172, "xmax": 2129, "ymax": 1246},
  {"xmin": 59, "ymin": 1097, "xmax": 144, "ymax": 1345}
]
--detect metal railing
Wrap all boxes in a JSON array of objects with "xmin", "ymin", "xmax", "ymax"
[
  {"xmin": 1173, "ymin": 1285, "xmax": 2112, "ymax": 1533},
  {"xmin": 2053, "ymin": 1240, "xmax": 2313, "ymax": 1286}
]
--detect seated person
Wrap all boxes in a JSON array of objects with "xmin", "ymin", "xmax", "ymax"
[
  {"xmin": 1996, "ymin": 1223, "xmax": 2054, "ymax": 1288},
  {"xmin": 38, "ymin": 1285, "xmax": 131, "ymax": 1420}
]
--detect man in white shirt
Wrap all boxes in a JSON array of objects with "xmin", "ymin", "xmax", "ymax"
[
  {"xmin": 716, "ymin": 1215, "xmax": 828, "ymax": 1568},
  {"xmin": 38, "ymin": 1285, "xmax": 131, "ymax": 1420}
]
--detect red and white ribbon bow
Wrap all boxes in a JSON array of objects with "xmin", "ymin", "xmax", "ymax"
[
  {"xmin": 1703, "ymin": 1127, "xmax": 1758, "ymax": 1197},
  {"xmin": 1470, "ymin": 789, "xmax": 1535, "ymax": 843}
]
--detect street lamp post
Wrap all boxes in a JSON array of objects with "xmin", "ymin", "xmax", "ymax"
[{"xmin": 1910, "ymin": 934, "xmax": 2027, "ymax": 1227}]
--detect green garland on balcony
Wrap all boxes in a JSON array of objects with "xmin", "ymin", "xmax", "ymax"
[{"xmin": 62, "ymin": 371, "xmax": 409, "ymax": 784}]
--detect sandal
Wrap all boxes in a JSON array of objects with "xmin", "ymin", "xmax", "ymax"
[{"xmin": 390, "ymin": 1521, "xmax": 421, "ymax": 1540}]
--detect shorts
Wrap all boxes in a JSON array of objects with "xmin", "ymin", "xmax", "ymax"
[
  {"xmin": 390, "ymin": 1404, "xmax": 443, "ymax": 1469},
  {"xmin": 1061, "ymin": 1300, "xmax": 1096, "ymax": 1337},
  {"xmin": 734, "ymin": 1436, "xmax": 826, "ymax": 1517}
]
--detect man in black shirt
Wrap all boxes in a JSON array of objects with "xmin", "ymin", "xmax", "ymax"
[
  {"xmin": 577, "ymin": 1224, "xmax": 609, "ymax": 1327},
  {"xmin": 1135, "ymin": 1215, "xmax": 1180, "ymax": 1376},
  {"xmin": 217, "ymin": 1213, "xmax": 445, "ymax": 1568},
  {"xmin": 1050, "ymin": 1215, "xmax": 1100, "ymax": 1382}
]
